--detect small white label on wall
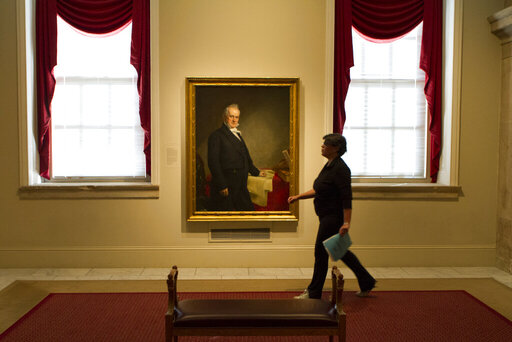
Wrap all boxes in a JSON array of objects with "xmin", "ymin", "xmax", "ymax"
[{"xmin": 166, "ymin": 145, "xmax": 179, "ymax": 167}]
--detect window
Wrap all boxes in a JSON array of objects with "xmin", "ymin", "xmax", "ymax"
[
  {"xmin": 17, "ymin": 0, "xmax": 159, "ymax": 198},
  {"xmin": 51, "ymin": 17, "xmax": 146, "ymax": 179},
  {"xmin": 343, "ymin": 24, "xmax": 427, "ymax": 180}
]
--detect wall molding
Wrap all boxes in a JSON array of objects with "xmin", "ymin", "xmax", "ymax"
[
  {"xmin": 0, "ymin": 244, "xmax": 495, "ymax": 252},
  {"xmin": 0, "ymin": 244, "xmax": 495, "ymax": 268}
]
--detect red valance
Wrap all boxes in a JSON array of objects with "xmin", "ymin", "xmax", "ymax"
[
  {"xmin": 57, "ymin": 0, "xmax": 132, "ymax": 34},
  {"xmin": 36, "ymin": 0, "xmax": 151, "ymax": 179},
  {"xmin": 334, "ymin": 0, "xmax": 442, "ymax": 182}
]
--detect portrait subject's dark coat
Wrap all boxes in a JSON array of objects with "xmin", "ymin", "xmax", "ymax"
[{"xmin": 207, "ymin": 124, "xmax": 260, "ymax": 211}]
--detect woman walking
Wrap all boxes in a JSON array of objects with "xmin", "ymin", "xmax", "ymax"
[{"xmin": 289, "ymin": 133, "xmax": 376, "ymax": 299}]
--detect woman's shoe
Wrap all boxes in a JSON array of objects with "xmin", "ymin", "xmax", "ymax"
[
  {"xmin": 294, "ymin": 289, "xmax": 310, "ymax": 299},
  {"xmin": 356, "ymin": 280, "xmax": 377, "ymax": 297},
  {"xmin": 356, "ymin": 289, "xmax": 371, "ymax": 297}
]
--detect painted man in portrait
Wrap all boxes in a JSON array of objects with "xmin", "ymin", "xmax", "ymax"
[{"xmin": 207, "ymin": 104, "xmax": 264, "ymax": 211}]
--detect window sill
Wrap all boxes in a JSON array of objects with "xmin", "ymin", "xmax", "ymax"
[
  {"xmin": 18, "ymin": 183, "xmax": 159, "ymax": 199},
  {"xmin": 17, "ymin": 183, "xmax": 459, "ymax": 200},
  {"xmin": 352, "ymin": 183, "xmax": 461, "ymax": 200}
]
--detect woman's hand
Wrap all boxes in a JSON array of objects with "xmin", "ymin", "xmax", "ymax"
[
  {"xmin": 288, "ymin": 195, "xmax": 299, "ymax": 204},
  {"xmin": 288, "ymin": 189, "xmax": 315, "ymax": 204},
  {"xmin": 339, "ymin": 222, "xmax": 350, "ymax": 236}
]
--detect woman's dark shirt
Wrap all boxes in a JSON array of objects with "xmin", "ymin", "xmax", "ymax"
[{"xmin": 313, "ymin": 157, "xmax": 352, "ymax": 218}]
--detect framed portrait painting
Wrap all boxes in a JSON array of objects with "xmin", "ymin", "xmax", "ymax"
[{"xmin": 186, "ymin": 78, "xmax": 299, "ymax": 221}]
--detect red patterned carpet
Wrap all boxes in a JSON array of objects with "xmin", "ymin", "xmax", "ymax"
[{"xmin": 1, "ymin": 291, "xmax": 511, "ymax": 341}]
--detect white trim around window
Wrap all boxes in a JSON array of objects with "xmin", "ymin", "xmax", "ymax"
[
  {"xmin": 323, "ymin": 0, "xmax": 462, "ymax": 199},
  {"xmin": 16, "ymin": 0, "xmax": 160, "ymax": 199}
]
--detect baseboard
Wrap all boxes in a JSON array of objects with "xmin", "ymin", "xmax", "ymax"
[{"xmin": 0, "ymin": 244, "xmax": 496, "ymax": 268}]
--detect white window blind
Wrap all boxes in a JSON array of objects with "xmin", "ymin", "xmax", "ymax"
[
  {"xmin": 51, "ymin": 17, "xmax": 145, "ymax": 179},
  {"xmin": 343, "ymin": 24, "xmax": 427, "ymax": 179}
]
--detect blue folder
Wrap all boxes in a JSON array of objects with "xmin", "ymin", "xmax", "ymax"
[{"xmin": 322, "ymin": 232, "xmax": 352, "ymax": 261}]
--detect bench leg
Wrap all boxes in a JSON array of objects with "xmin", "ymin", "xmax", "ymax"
[
  {"xmin": 338, "ymin": 329, "xmax": 346, "ymax": 342},
  {"xmin": 338, "ymin": 312, "xmax": 346, "ymax": 342},
  {"xmin": 165, "ymin": 318, "xmax": 174, "ymax": 342}
]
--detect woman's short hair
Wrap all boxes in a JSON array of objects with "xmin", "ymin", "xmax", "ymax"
[{"xmin": 323, "ymin": 133, "xmax": 347, "ymax": 156}]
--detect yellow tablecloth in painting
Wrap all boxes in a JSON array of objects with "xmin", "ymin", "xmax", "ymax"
[{"xmin": 247, "ymin": 170, "xmax": 275, "ymax": 207}]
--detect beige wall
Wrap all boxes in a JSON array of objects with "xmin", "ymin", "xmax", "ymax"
[
  {"xmin": 489, "ymin": 1, "xmax": 512, "ymax": 273},
  {"xmin": 0, "ymin": 0, "xmax": 505, "ymax": 268}
]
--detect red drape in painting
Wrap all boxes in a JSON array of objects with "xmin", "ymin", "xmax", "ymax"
[
  {"xmin": 36, "ymin": 0, "xmax": 151, "ymax": 179},
  {"xmin": 333, "ymin": 0, "xmax": 442, "ymax": 182}
]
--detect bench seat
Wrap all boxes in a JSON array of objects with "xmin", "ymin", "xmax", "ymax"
[{"xmin": 174, "ymin": 298, "xmax": 338, "ymax": 328}]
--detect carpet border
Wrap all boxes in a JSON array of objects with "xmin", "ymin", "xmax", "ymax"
[
  {"xmin": 0, "ymin": 293, "xmax": 54, "ymax": 339},
  {"xmin": 459, "ymin": 290, "xmax": 512, "ymax": 326}
]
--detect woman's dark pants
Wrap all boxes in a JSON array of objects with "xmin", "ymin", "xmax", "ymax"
[{"xmin": 307, "ymin": 214, "xmax": 375, "ymax": 299}]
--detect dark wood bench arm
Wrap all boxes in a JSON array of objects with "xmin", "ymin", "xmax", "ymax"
[
  {"xmin": 331, "ymin": 265, "xmax": 345, "ymax": 314},
  {"xmin": 166, "ymin": 265, "xmax": 178, "ymax": 342},
  {"xmin": 167, "ymin": 265, "xmax": 178, "ymax": 310},
  {"xmin": 331, "ymin": 265, "xmax": 346, "ymax": 342}
]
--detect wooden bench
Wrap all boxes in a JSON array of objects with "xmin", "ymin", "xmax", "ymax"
[{"xmin": 165, "ymin": 266, "xmax": 346, "ymax": 342}]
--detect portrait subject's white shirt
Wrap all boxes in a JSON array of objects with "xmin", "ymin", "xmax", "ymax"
[{"xmin": 229, "ymin": 127, "xmax": 242, "ymax": 141}]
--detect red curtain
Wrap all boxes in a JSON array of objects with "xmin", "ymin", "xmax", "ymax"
[
  {"xmin": 36, "ymin": 0, "xmax": 151, "ymax": 179},
  {"xmin": 334, "ymin": 0, "xmax": 442, "ymax": 182},
  {"xmin": 35, "ymin": 0, "xmax": 57, "ymax": 180}
]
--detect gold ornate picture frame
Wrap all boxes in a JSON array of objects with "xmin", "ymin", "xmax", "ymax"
[{"xmin": 186, "ymin": 78, "xmax": 299, "ymax": 221}]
